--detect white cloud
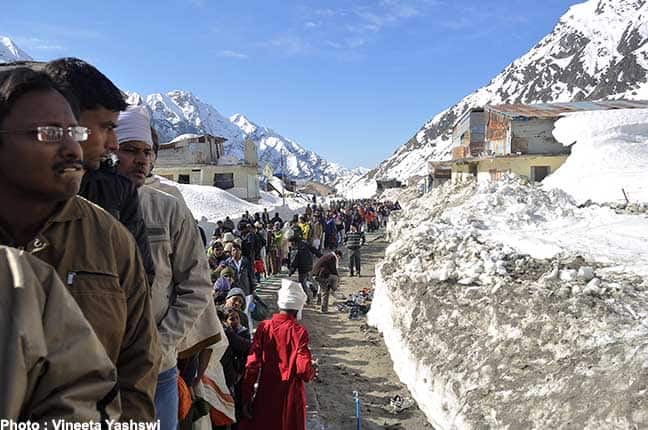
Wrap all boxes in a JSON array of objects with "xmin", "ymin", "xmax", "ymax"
[
  {"xmin": 218, "ymin": 50, "xmax": 248, "ymax": 59},
  {"xmin": 13, "ymin": 37, "xmax": 66, "ymax": 51}
]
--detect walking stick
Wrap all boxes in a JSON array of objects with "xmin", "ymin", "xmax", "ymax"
[{"xmin": 353, "ymin": 391, "xmax": 361, "ymax": 430}]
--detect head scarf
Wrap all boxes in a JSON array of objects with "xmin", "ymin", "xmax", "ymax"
[
  {"xmin": 277, "ymin": 279, "xmax": 307, "ymax": 311},
  {"xmin": 116, "ymin": 105, "xmax": 153, "ymax": 147}
]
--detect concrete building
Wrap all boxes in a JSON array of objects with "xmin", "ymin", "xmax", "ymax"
[
  {"xmin": 448, "ymin": 100, "xmax": 648, "ymax": 184},
  {"xmin": 451, "ymin": 108, "xmax": 485, "ymax": 160},
  {"xmin": 155, "ymin": 135, "xmax": 261, "ymax": 202},
  {"xmin": 425, "ymin": 162, "xmax": 452, "ymax": 191},
  {"xmin": 451, "ymin": 154, "xmax": 569, "ymax": 183}
]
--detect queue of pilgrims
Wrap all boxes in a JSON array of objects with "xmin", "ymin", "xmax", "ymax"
[{"xmin": 0, "ymin": 58, "xmax": 401, "ymax": 430}]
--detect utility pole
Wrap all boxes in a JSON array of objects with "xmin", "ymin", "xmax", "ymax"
[{"xmin": 281, "ymin": 149, "xmax": 286, "ymax": 207}]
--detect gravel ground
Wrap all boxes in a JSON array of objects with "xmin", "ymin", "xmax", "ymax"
[{"xmin": 255, "ymin": 232, "xmax": 432, "ymax": 430}]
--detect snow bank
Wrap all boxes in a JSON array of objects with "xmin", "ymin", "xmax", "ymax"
[
  {"xmin": 170, "ymin": 181, "xmax": 307, "ymax": 235},
  {"xmin": 544, "ymin": 108, "xmax": 648, "ymax": 204},
  {"xmin": 176, "ymin": 183, "xmax": 265, "ymax": 222},
  {"xmin": 369, "ymin": 178, "xmax": 648, "ymax": 429},
  {"xmin": 333, "ymin": 174, "xmax": 377, "ymax": 199}
]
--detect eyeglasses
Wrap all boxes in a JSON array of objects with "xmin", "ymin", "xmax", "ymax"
[{"xmin": 0, "ymin": 126, "xmax": 91, "ymax": 142}]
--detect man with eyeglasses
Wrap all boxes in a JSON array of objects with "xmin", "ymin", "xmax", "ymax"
[
  {"xmin": 43, "ymin": 58, "xmax": 156, "ymax": 284},
  {"xmin": 0, "ymin": 68, "xmax": 161, "ymax": 421}
]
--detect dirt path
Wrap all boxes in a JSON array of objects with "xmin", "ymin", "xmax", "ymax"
[{"xmin": 256, "ymin": 233, "xmax": 432, "ymax": 430}]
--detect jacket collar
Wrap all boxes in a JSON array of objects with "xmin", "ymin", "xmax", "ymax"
[
  {"xmin": 273, "ymin": 312, "xmax": 296, "ymax": 322},
  {"xmin": 0, "ymin": 196, "xmax": 83, "ymax": 251},
  {"xmin": 51, "ymin": 196, "xmax": 85, "ymax": 223}
]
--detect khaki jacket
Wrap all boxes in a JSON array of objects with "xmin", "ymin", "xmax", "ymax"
[
  {"xmin": 0, "ymin": 246, "xmax": 120, "ymax": 421},
  {"xmin": 145, "ymin": 177, "xmax": 223, "ymax": 360},
  {"xmin": 138, "ymin": 185, "xmax": 213, "ymax": 370},
  {"xmin": 0, "ymin": 196, "xmax": 161, "ymax": 421}
]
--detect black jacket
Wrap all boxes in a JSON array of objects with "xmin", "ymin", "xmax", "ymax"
[
  {"xmin": 289, "ymin": 239, "xmax": 322, "ymax": 275},
  {"xmin": 225, "ymin": 256, "xmax": 256, "ymax": 295},
  {"xmin": 79, "ymin": 168, "xmax": 155, "ymax": 282}
]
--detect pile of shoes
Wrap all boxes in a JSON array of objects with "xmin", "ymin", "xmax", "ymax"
[
  {"xmin": 388, "ymin": 395, "xmax": 415, "ymax": 414},
  {"xmin": 335, "ymin": 288, "xmax": 374, "ymax": 319}
]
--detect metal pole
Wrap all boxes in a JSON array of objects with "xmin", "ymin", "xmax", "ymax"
[
  {"xmin": 353, "ymin": 391, "xmax": 361, "ymax": 430},
  {"xmin": 282, "ymin": 150, "xmax": 286, "ymax": 207}
]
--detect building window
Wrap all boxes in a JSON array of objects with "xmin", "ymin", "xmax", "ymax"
[
  {"xmin": 489, "ymin": 169, "xmax": 503, "ymax": 181},
  {"xmin": 531, "ymin": 166, "xmax": 550, "ymax": 182},
  {"xmin": 213, "ymin": 173, "xmax": 234, "ymax": 190},
  {"xmin": 178, "ymin": 174, "xmax": 190, "ymax": 184}
]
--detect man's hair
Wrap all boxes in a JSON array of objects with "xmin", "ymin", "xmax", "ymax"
[
  {"xmin": 334, "ymin": 249, "xmax": 343, "ymax": 257},
  {"xmin": 0, "ymin": 67, "xmax": 79, "ymax": 133},
  {"xmin": 43, "ymin": 58, "xmax": 127, "ymax": 113}
]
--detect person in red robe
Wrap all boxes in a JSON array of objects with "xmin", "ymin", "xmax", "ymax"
[{"xmin": 239, "ymin": 279, "xmax": 317, "ymax": 430}]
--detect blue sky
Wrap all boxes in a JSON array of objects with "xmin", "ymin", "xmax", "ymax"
[{"xmin": 2, "ymin": 0, "xmax": 578, "ymax": 169}]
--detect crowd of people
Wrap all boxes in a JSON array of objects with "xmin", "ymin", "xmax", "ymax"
[
  {"xmin": 205, "ymin": 200, "xmax": 400, "ymax": 428},
  {"xmin": 0, "ymin": 57, "xmax": 400, "ymax": 429}
]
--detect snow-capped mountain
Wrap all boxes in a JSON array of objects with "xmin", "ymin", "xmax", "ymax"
[
  {"xmin": 129, "ymin": 90, "xmax": 358, "ymax": 183},
  {"xmin": 0, "ymin": 36, "xmax": 32, "ymax": 63},
  {"xmin": 229, "ymin": 113, "xmax": 352, "ymax": 183},
  {"xmin": 368, "ymin": 0, "xmax": 648, "ymax": 181}
]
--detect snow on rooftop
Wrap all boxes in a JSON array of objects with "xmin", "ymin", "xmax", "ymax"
[
  {"xmin": 544, "ymin": 107, "xmax": 648, "ymax": 204},
  {"xmin": 169, "ymin": 133, "xmax": 202, "ymax": 143}
]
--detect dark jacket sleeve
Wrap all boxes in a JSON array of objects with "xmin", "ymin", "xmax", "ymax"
[
  {"xmin": 120, "ymin": 179, "xmax": 156, "ymax": 284},
  {"xmin": 247, "ymin": 259, "xmax": 257, "ymax": 293}
]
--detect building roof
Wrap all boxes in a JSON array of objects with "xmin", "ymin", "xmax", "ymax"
[
  {"xmin": 452, "ymin": 107, "xmax": 485, "ymax": 131},
  {"xmin": 486, "ymin": 100, "xmax": 648, "ymax": 119},
  {"xmin": 161, "ymin": 133, "xmax": 227, "ymax": 149}
]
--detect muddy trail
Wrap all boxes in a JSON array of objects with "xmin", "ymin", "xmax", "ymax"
[{"xmin": 255, "ymin": 232, "xmax": 432, "ymax": 430}]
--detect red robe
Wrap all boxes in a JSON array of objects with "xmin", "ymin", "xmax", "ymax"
[{"xmin": 239, "ymin": 313, "xmax": 315, "ymax": 430}]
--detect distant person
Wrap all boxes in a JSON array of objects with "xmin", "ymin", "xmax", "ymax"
[
  {"xmin": 312, "ymin": 249, "xmax": 342, "ymax": 313},
  {"xmin": 344, "ymin": 224, "xmax": 366, "ymax": 277},
  {"xmin": 240, "ymin": 280, "xmax": 317, "ymax": 430},
  {"xmin": 287, "ymin": 229, "xmax": 321, "ymax": 302},
  {"xmin": 270, "ymin": 212, "xmax": 283, "ymax": 226},
  {"xmin": 223, "ymin": 216, "xmax": 235, "ymax": 232},
  {"xmin": 224, "ymin": 244, "xmax": 256, "ymax": 327}
]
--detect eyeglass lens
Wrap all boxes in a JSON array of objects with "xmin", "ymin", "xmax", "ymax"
[{"xmin": 36, "ymin": 126, "xmax": 89, "ymax": 142}]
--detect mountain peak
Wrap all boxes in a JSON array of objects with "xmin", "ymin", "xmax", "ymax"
[
  {"xmin": 131, "ymin": 92, "xmax": 353, "ymax": 183},
  {"xmin": 0, "ymin": 36, "xmax": 33, "ymax": 63},
  {"xmin": 230, "ymin": 113, "xmax": 258, "ymax": 135}
]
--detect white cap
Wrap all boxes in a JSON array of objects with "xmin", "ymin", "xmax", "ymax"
[
  {"xmin": 116, "ymin": 105, "xmax": 153, "ymax": 147},
  {"xmin": 277, "ymin": 279, "xmax": 307, "ymax": 311}
]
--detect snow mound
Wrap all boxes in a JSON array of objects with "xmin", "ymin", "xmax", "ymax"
[
  {"xmin": 170, "ymin": 180, "xmax": 308, "ymax": 235},
  {"xmin": 544, "ymin": 108, "xmax": 648, "ymax": 204},
  {"xmin": 176, "ymin": 183, "xmax": 265, "ymax": 222},
  {"xmin": 369, "ymin": 178, "xmax": 648, "ymax": 429},
  {"xmin": 332, "ymin": 174, "xmax": 377, "ymax": 199}
]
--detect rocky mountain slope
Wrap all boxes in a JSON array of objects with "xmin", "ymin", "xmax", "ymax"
[
  {"xmin": 128, "ymin": 91, "xmax": 356, "ymax": 183},
  {"xmin": 0, "ymin": 36, "xmax": 32, "ymax": 63},
  {"xmin": 368, "ymin": 0, "xmax": 648, "ymax": 181}
]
